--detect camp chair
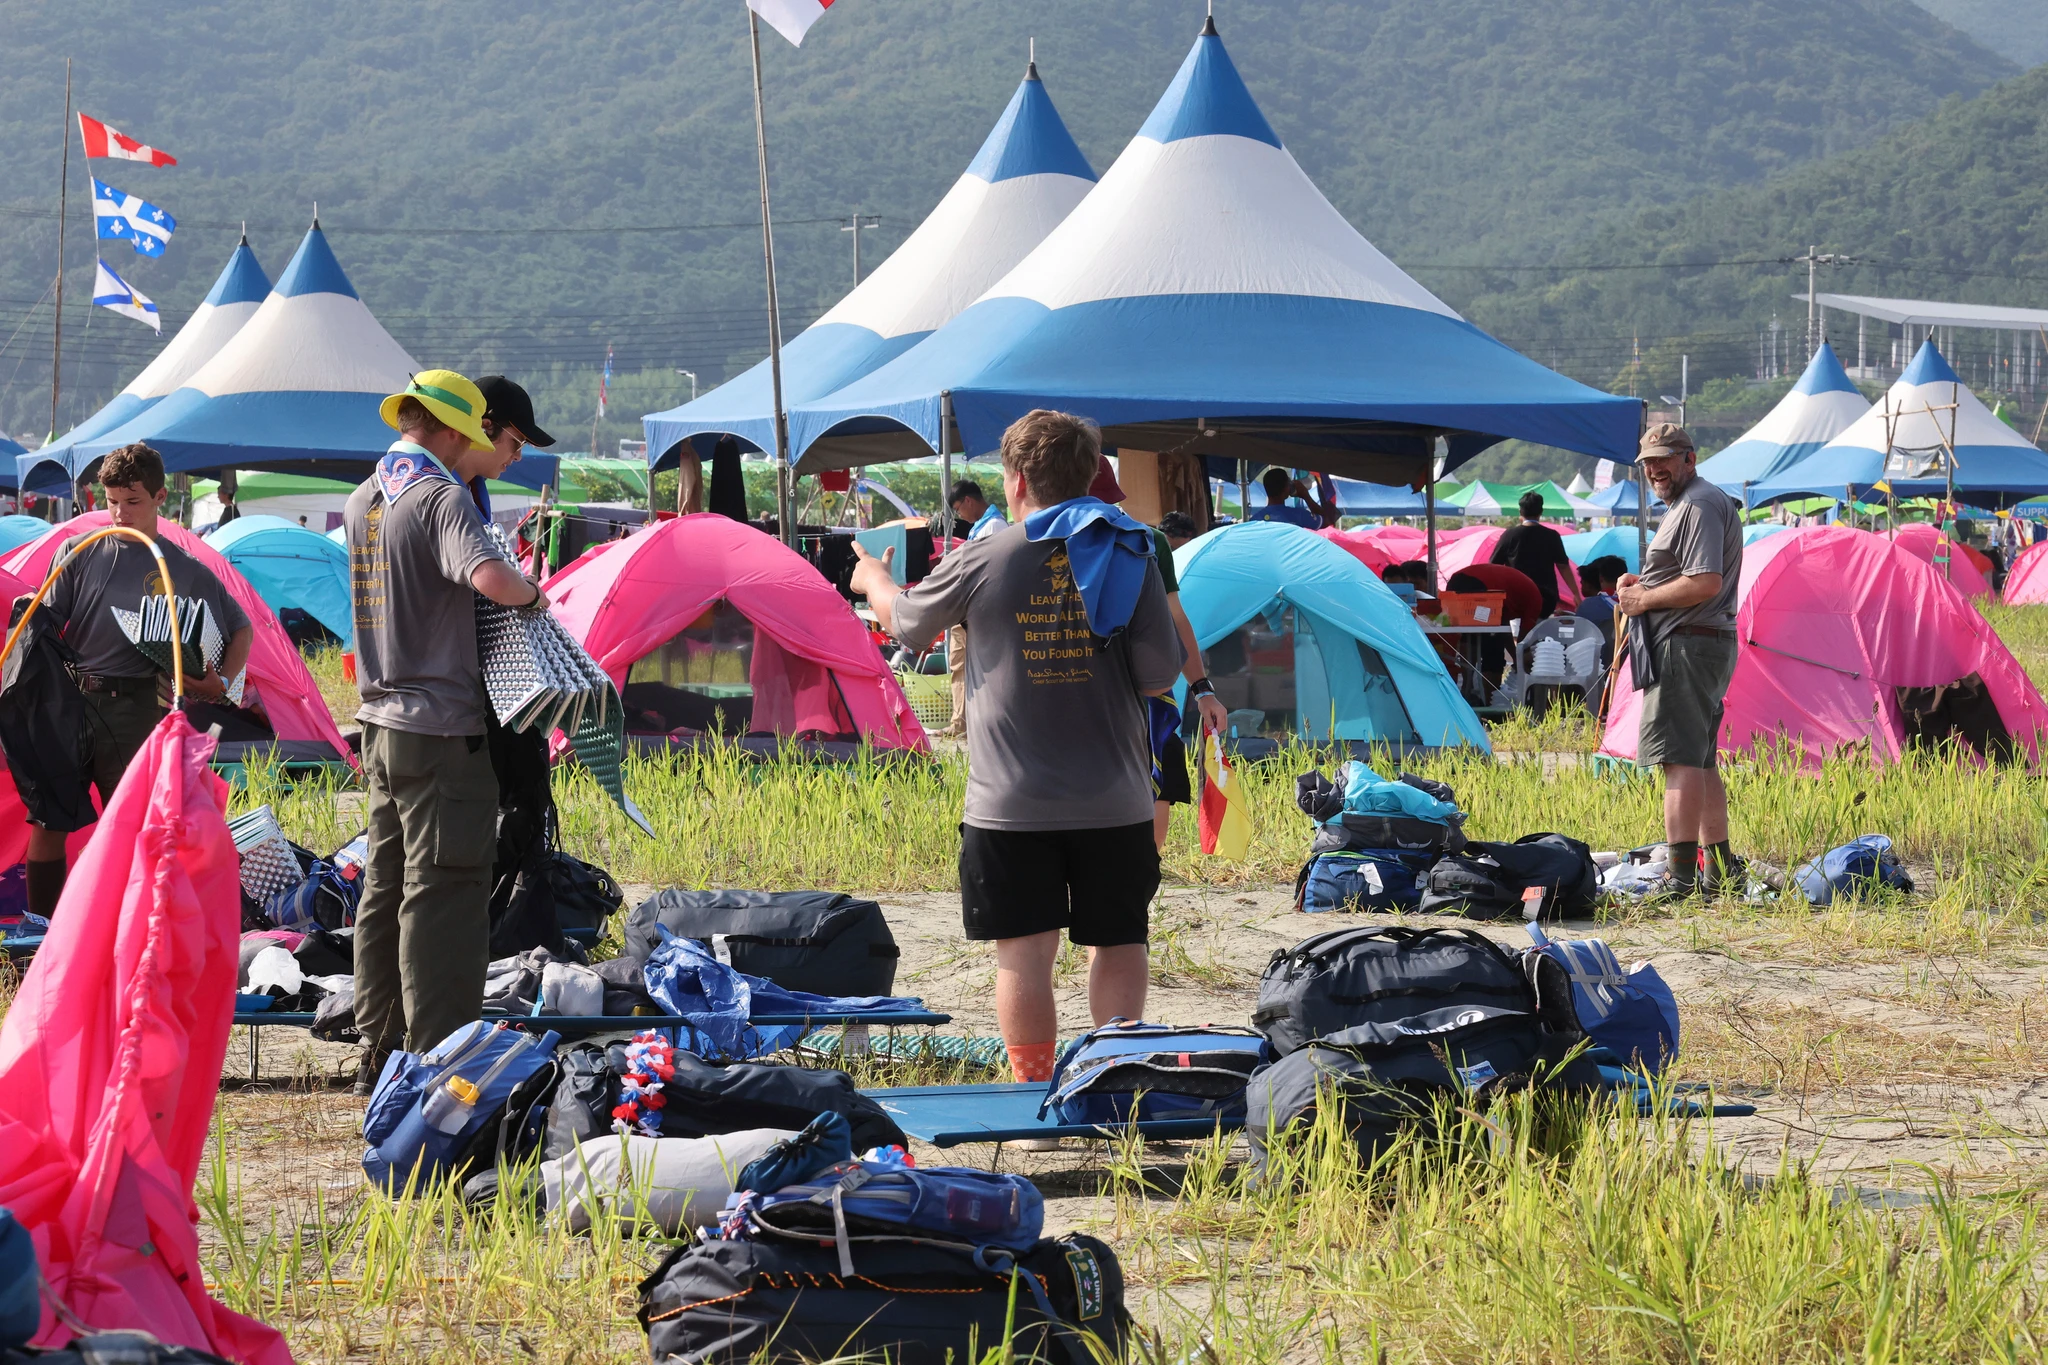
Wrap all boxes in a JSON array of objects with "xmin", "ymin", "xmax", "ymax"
[{"xmin": 1497, "ymin": 615, "xmax": 1607, "ymax": 714}]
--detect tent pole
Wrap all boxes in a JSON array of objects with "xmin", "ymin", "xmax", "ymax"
[
  {"xmin": 939, "ymin": 390, "xmax": 954, "ymax": 545},
  {"xmin": 1424, "ymin": 476, "xmax": 1438, "ymax": 588},
  {"xmin": 1236, "ymin": 458, "xmax": 1248, "ymax": 525},
  {"xmin": 747, "ymin": 10, "xmax": 795, "ymax": 548}
]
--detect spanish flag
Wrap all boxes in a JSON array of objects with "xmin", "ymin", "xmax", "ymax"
[{"xmin": 1198, "ymin": 732, "xmax": 1251, "ymax": 861}]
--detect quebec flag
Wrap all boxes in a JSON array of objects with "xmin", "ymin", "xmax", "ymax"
[
  {"xmin": 93, "ymin": 177, "xmax": 176, "ymax": 257},
  {"xmin": 91, "ymin": 258, "xmax": 160, "ymax": 333}
]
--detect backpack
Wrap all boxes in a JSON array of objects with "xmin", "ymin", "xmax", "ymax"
[
  {"xmin": 729, "ymin": 1161, "xmax": 1045, "ymax": 1255},
  {"xmin": 625, "ymin": 889, "xmax": 900, "ymax": 996},
  {"xmin": 1416, "ymin": 833, "xmax": 1600, "ymax": 921},
  {"xmin": 1253, "ymin": 925, "xmax": 1534, "ymax": 1058},
  {"xmin": 0, "ymin": 602, "xmax": 94, "ymax": 833},
  {"xmin": 1295, "ymin": 767, "xmax": 1467, "ymax": 855},
  {"xmin": 1039, "ymin": 1021, "xmax": 1270, "ymax": 1126},
  {"xmin": 1293, "ymin": 849, "xmax": 1433, "ymax": 913},
  {"xmin": 541, "ymin": 1041, "xmax": 906, "ymax": 1162},
  {"xmin": 1790, "ymin": 835, "xmax": 1914, "ymax": 907},
  {"xmin": 262, "ymin": 859, "xmax": 358, "ymax": 932},
  {"xmin": 547, "ymin": 852, "xmax": 623, "ymax": 932},
  {"xmin": 1522, "ymin": 929, "xmax": 1680, "ymax": 1073},
  {"xmin": 361, "ymin": 1021, "xmax": 562, "ymax": 1191},
  {"xmin": 639, "ymin": 1233, "xmax": 1129, "ymax": 1365},
  {"xmin": 1246, "ymin": 1005, "xmax": 1599, "ymax": 1175},
  {"xmin": 0, "ymin": 1208, "xmax": 34, "ymax": 1350}
]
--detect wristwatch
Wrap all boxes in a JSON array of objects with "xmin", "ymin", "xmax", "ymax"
[{"xmin": 1188, "ymin": 677, "xmax": 1216, "ymax": 698}]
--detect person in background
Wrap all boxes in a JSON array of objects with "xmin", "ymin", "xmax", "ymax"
[
  {"xmin": 1125, "ymin": 505, "xmax": 1227, "ymax": 849},
  {"xmin": 20, "ymin": 442, "xmax": 253, "ymax": 922},
  {"xmin": 346, "ymin": 371, "xmax": 551, "ymax": 1094},
  {"xmin": 1574, "ymin": 554, "xmax": 1627, "ymax": 658},
  {"xmin": 1489, "ymin": 490, "xmax": 1574, "ymax": 618},
  {"xmin": 851, "ymin": 410, "xmax": 1182, "ymax": 1102},
  {"xmin": 215, "ymin": 484, "xmax": 240, "ymax": 526},
  {"xmin": 1158, "ymin": 510, "xmax": 1198, "ymax": 550},
  {"xmin": 936, "ymin": 481, "xmax": 1010, "ymax": 738},
  {"xmin": 297, "ymin": 515, "xmax": 309, "ymax": 527},
  {"xmin": 1248, "ymin": 467, "xmax": 1334, "ymax": 529},
  {"xmin": 1445, "ymin": 560, "xmax": 1543, "ymax": 688},
  {"xmin": 1616, "ymin": 422, "xmax": 1745, "ymax": 900}
]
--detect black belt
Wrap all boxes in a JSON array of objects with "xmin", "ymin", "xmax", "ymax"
[
  {"xmin": 76, "ymin": 673, "xmax": 159, "ymax": 698},
  {"xmin": 1670, "ymin": 625, "xmax": 1737, "ymax": 640}
]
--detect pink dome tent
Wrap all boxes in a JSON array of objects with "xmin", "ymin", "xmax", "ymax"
[
  {"xmin": 1601, "ymin": 526, "xmax": 2046, "ymax": 769},
  {"xmin": 1888, "ymin": 522, "xmax": 1992, "ymax": 600},
  {"xmin": 2007, "ymin": 540, "xmax": 2048, "ymax": 605},
  {"xmin": 1433, "ymin": 526, "xmax": 1581, "ymax": 607},
  {"xmin": 545, "ymin": 514, "xmax": 928, "ymax": 757},
  {"xmin": 1, "ymin": 513, "xmax": 353, "ymax": 774}
]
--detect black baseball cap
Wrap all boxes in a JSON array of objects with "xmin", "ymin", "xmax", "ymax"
[{"xmin": 475, "ymin": 375, "xmax": 557, "ymax": 448}]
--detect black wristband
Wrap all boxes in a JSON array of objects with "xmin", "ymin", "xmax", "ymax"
[{"xmin": 1188, "ymin": 677, "xmax": 1216, "ymax": 698}]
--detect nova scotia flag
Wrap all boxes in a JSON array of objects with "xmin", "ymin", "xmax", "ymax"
[{"xmin": 92, "ymin": 177, "xmax": 176, "ymax": 257}]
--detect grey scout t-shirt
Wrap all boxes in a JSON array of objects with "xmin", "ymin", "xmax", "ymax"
[
  {"xmin": 891, "ymin": 523, "xmax": 1184, "ymax": 832},
  {"xmin": 346, "ymin": 466, "xmax": 503, "ymax": 737},
  {"xmin": 43, "ymin": 533, "xmax": 250, "ymax": 678},
  {"xmin": 1640, "ymin": 472, "xmax": 1743, "ymax": 633}
]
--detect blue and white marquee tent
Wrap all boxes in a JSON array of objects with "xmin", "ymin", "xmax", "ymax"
[
  {"xmin": 1174, "ymin": 521, "xmax": 1488, "ymax": 751},
  {"xmin": 63, "ymin": 223, "xmax": 556, "ymax": 489},
  {"xmin": 1694, "ymin": 343, "xmax": 1867, "ymax": 498},
  {"xmin": 642, "ymin": 61, "xmax": 1096, "ymax": 470},
  {"xmin": 19, "ymin": 236, "xmax": 272, "ymax": 492},
  {"xmin": 1747, "ymin": 341, "xmax": 2048, "ymax": 508},
  {"xmin": 788, "ymin": 19, "xmax": 1640, "ymax": 482}
]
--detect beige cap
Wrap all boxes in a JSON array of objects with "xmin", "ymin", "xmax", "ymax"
[{"xmin": 1639, "ymin": 421, "xmax": 1696, "ymax": 461}]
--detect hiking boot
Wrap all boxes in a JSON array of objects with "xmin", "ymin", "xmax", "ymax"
[
  {"xmin": 352, "ymin": 1047, "xmax": 392, "ymax": 1097},
  {"xmin": 1631, "ymin": 872, "xmax": 1701, "ymax": 906},
  {"xmin": 1699, "ymin": 849, "xmax": 1749, "ymax": 898}
]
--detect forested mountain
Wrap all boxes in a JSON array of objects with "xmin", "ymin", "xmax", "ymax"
[
  {"xmin": 0, "ymin": 0, "xmax": 2012, "ymax": 459},
  {"xmin": 1911, "ymin": 0, "xmax": 2048, "ymax": 67}
]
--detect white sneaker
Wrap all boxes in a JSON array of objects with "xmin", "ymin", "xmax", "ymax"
[{"xmin": 1008, "ymin": 1136, "xmax": 1062, "ymax": 1152}]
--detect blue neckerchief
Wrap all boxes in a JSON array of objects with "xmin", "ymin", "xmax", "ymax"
[
  {"xmin": 375, "ymin": 440, "xmax": 459, "ymax": 504},
  {"xmin": 468, "ymin": 475, "xmax": 492, "ymax": 518},
  {"xmin": 1022, "ymin": 496, "xmax": 1156, "ymax": 637}
]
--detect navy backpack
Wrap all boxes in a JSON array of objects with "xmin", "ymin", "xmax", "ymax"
[{"xmin": 1040, "ymin": 1020, "xmax": 1270, "ymax": 1126}]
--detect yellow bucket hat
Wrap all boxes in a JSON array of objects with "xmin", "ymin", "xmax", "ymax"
[{"xmin": 380, "ymin": 370, "xmax": 493, "ymax": 453}]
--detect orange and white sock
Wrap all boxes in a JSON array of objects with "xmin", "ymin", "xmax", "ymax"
[{"xmin": 1006, "ymin": 1040, "xmax": 1059, "ymax": 1084}]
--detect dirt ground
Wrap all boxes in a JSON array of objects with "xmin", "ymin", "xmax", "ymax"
[{"xmin": 224, "ymin": 878, "xmax": 2048, "ymax": 1253}]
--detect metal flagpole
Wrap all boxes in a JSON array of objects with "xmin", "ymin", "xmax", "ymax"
[
  {"xmin": 938, "ymin": 390, "xmax": 954, "ymax": 545},
  {"xmin": 748, "ymin": 11, "xmax": 796, "ymax": 547},
  {"xmin": 49, "ymin": 58, "xmax": 72, "ymax": 445}
]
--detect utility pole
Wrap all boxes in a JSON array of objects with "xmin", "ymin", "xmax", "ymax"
[
  {"xmin": 676, "ymin": 369, "xmax": 697, "ymax": 402},
  {"xmin": 842, "ymin": 208, "xmax": 879, "ymax": 286},
  {"xmin": 49, "ymin": 58, "xmax": 72, "ymax": 443},
  {"xmin": 1680, "ymin": 354, "xmax": 1688, "ymax": 427},
  {"xmin": 1791, "ymin": 244, "xmax": 1854, "ymax": 357}
]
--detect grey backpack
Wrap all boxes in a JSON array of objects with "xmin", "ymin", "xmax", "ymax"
[{"xmin": 1252, "ymin": 925, "xmax": 1534, "ymax": 1057}]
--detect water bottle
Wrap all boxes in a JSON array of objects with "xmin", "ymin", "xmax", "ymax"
[
  {"xmin": 420, "ymin": 1073, "xmax": 483, "ymax": 1135},
  {"xmin": 331, "ymin": 833, "xmax": 369, "ymax": 882}
]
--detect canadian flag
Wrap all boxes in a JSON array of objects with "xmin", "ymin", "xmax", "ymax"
[
  {"xmin": 747, "ymin": 0, "xmax": 834, "ymax": 47},
  {"xmin": 78, "ymin": 112, "xmax": 177, "ymax": 167}
]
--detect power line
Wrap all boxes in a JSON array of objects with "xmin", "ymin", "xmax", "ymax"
[{"xmin": 0, "ymin": 204, "xmax": 866, "ymax": 236}]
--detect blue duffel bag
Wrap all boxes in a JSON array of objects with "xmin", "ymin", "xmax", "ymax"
[
  {"xmin": 362, "ymin": 1020, "xmax": 561, "ymax": 1191},
  {"xmin": 1293, "ymin": 849, "xmax": 1433, "ymax": 913},
  {"xmin": 1523, "ymin": 928, "xmax": 1680, "ymax": 1074},
  {"xmin": 1791, "ymin": 834, "xmax": 1914, "ymax": 907},
  {"xmin": 1040, "ymin": 1020, "xmax": 1270, "ymax": 1126}
]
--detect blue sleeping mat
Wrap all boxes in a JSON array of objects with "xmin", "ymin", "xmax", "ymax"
[
  {"xmin": 868, "ymin": 1077, "xmax": 1756, "ymax": 1148},
  {"xmin": 230, "ymin": 1008, "xmax": 951, "ymax": 1035}
]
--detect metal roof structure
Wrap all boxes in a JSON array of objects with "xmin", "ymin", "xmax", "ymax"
[{"xmin": 1798, "ymin": 293, "xmax": 2048, "ymax": 332}]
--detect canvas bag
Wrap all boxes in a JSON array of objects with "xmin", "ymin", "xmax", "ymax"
[{"xmin": 625, "ymin": 888, "xmax": 900, "ymax": 996}]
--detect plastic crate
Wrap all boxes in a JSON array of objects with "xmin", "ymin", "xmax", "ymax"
[
  {"xmin": 1440, "ymin": 590, "xmax": 1508, "ymax": 627},
  {"xmin": 897, "ymin": 670, "xmax": 954, "ymax": 732}
]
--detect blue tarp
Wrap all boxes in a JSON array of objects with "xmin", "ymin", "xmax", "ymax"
[
  {"xmin": 205, "ymin": 513, "xmax": 354, "ymax": 646},
  {"xmin": 1172, "ymin": 520, "xmax": 1487, "ymax": 750}
]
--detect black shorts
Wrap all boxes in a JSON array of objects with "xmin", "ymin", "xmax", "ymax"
[
  {"xmin": 1155, "ymin": 731, "xmax": 1191, "ymax": 806},
  {"xmin": 958, "ymin": 821, "xmax": 1158, "ymax": 945}
]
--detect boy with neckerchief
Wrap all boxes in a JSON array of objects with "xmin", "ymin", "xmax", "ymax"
[
  {"xmin": 21, "ymin": 442, "xmax": 252, "ymax": 921},
  {"xmin": 344, "ymin": 370, "xmax": 550, "ymax": 1092}
]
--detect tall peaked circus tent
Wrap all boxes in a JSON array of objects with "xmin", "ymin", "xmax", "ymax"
[
  {"xmin": 66, "ymin": 223, "xmax": 550, "ymax": 490},
  {"xmin": 2, "ymin": 513, "xmax": 354, "ymax": 770},
  {"xmin": 0, "ymin": 714, "xmax": 294, "ymax": 1365},
  {"xmin": 1746, "ymin": 341, "xmax": 2048, "ymax": 509},
  {"xmin": 20, "ymin": 237, "xmax": 272, "ymax": 493},
  {"xmin": 643, "ymin": 62, "xmax": 1096, "ymax": 470},
  {"xmin": 788, "ymin": 19, "xmax": 1640, "ymax": 481},
  {"xmin": 1694, "ymin": 343, "xmax": 1868, "ymax": 498},
  {"xmin": 1174, "ymin": 521, "xmax": 1488, "ymax": 751},
  {"xmin": 544, "ymin": 515, "xmax": 928, "ymax": 755},
  {"xmin": 1601, "ymin": 526, "xmax": 2046, "ymax": 769}
]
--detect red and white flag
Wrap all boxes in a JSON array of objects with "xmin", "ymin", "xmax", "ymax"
[
  {"xmin": 78, "ymin": 112, "xmax": 178, "ymax": 167},
  {"xmin": 747, "ymin": 0, "xmax": 835, "ymax": 46}
]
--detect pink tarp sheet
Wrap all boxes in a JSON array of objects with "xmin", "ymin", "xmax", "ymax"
[
  {"xmin": 1433, "ymin": 526, "xmax": 1581, "ymax": 608},
  {"xmin": 0, "ymin": 713, "xmax": 293, "ymax": 1363},
  {"xmin": 1888, "ymin": 522, "xmax": 1992, "ymax": 600},
  {"xmin": 545, "ymin": 514, "xmax": 928, "ymax": 751},
  {"xmin": 2002, "ymin": 540, "xmax": 2048, "ymax": 605},
  {"xmin": 1601, "ymin": 526, "xmax": 2047, "ymax": 768}
]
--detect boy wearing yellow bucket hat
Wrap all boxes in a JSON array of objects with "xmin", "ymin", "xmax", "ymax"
[{"xmin": 345, "ymin": 369, "xmax": 551, "ymax": 1089}]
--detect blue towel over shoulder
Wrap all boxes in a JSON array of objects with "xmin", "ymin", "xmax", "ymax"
[{"xmin": 1022, "ymin": 496, "xmax": 1157, "ymax": 637}]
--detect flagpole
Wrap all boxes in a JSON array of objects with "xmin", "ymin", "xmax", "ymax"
[
  {"xmin": 748, "ymin": 10, "xmax": 796, "ymax": 547},
  {"xmin": 49, "ymin": 57, "xmax": 72, "ymax": 445}
]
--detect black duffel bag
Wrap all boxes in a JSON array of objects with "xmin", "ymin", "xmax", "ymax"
[
  {"xmin": 1253, "ymin": 924, "xmax": 1534, "ymax": 1058},
  {"xmin": 543, "ymin": 1041, "xmax": 907, "ymax": 1161},
  {"xmin": 624, "ymin": 889, "xmax": 900, "ymax": 996},
  {"xmin": 639, "ymin": 1233, "xmax": 1130, "ymax": 1365},
  {"xmin": 1416, "ymin": 833, "xmax": 1600, "ymax": 921},
  {"xmin": 1246, "ymin": 1005, "xmax": 1599, "ymax": 1175}
]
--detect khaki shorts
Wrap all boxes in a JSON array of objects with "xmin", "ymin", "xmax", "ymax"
[{"xmin": 1638, "ymin": 631, "xmax": 1737, "ymax": 769}]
